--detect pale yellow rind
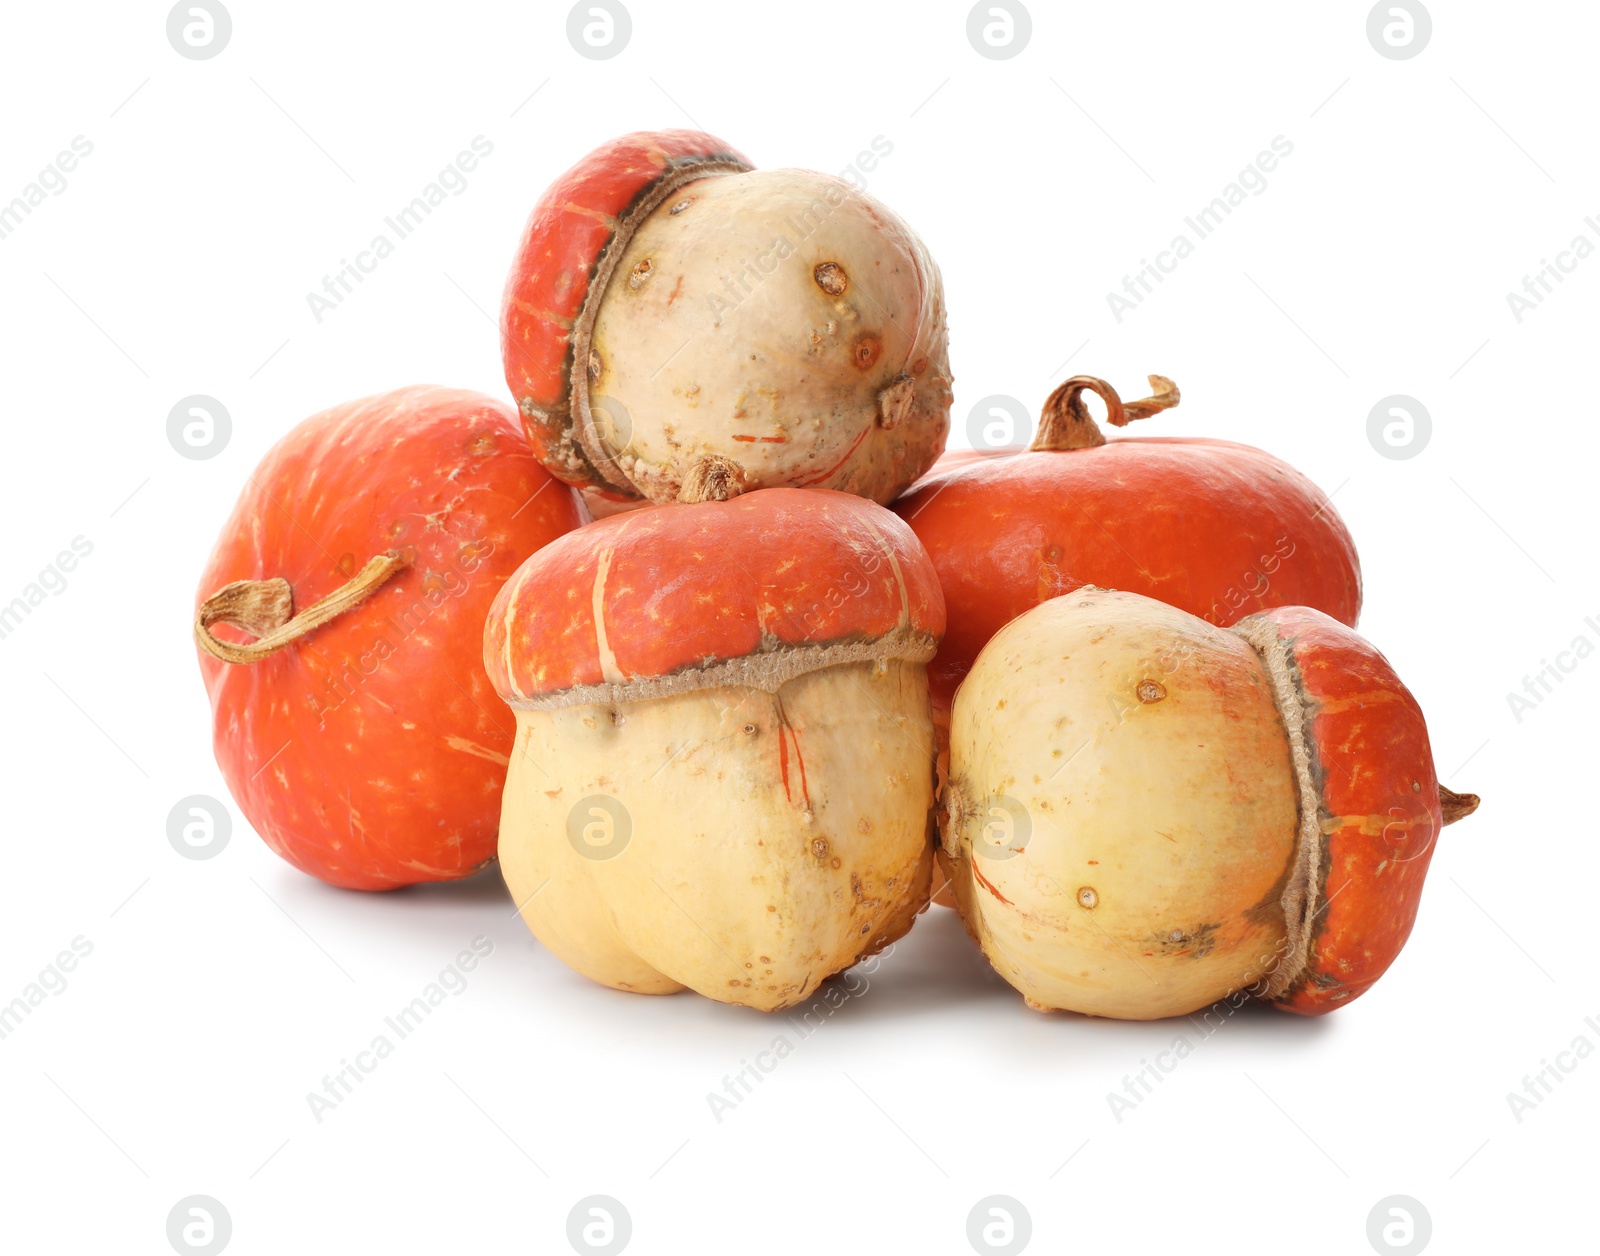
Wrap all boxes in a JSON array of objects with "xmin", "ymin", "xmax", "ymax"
[
  {"xmin": 944, "ymin": 589, "xmax": 1298, "ymax": 1019},
  {"xmin": 499, "ymin": 659, "xmax": 936, "ymax": 1010},
  {"xmin": 586, "ymin": 168, "xmax": 951, "ymax": 504}
]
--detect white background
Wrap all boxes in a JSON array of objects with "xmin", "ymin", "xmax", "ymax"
[{"xmin": 1, "ymin": 2, "xmax": 1594, "ymax": 1253}]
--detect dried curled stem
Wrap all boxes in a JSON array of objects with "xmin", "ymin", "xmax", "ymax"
[
  {"xmin": 194, "ymin": 552, "xmax": 407, "ymax": 665},
  {"xmin": 1439, "ymin": 786, "xmax": 1480, "ymax": 826},
  {"xmin": 1030, "ymin": 374, "xmax": 1181, "ymax": 452},
  {"xmin": 678, "ymin": 455, "xmax": 748, "ymax": 504},
  {"xmin": 939, "ymin": 779, "xmax": 967, "ymax": 860}
]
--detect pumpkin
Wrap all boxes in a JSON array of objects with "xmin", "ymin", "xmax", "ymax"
[
  {"xmin": 939, "ymin": 588, "xmax": 1478, "ymax": 1019},
  {"xmin": 483, "ymin": 472, "xmax": 944, "ymax": 1009},
  {"xmin": 194, "ymin": 386, "xmax": 582, "ymax": 890},
  {"xmin": 501, "ymin": 129, "xmax": 951, "ymax": 510},
  {"xmin": 895, "ymin": 373, "xmax": 1361, "ymax": 721}
]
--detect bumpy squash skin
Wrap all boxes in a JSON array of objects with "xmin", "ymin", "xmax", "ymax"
[
  {"xmin": 942, "ymin": 589, "xmax": 1298, "ymax": 1020},
  {"xmin": 485, "ymin": 488, "xmax": 946, "ymax": 1010},
  {"xmin": 196, "ymin": 387, "xmax": 583, "ymax": 890},
  {"xmin": 502, "ymin": 129, "xmax": 754, "ymax": 499},
  {"xmin": 501, "ymin": 130, "xmax": 951, "ymax": 508},
  {"xmin": 588, "ymin": 168, "xmax": 951, "ymax": 505},
  {"xmin": 499, "ymin": 662, "xmax": 935, "ymax": 1010},
  {"xmin": 1241, "ymin": 607, "xmax": 1449, "ymax": 1015},
  {"xmin": 943, "ymin": 590, "xmax": 1468, "ymax": 1019}
]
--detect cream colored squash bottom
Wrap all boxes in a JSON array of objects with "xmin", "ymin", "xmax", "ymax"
[
  {"xmin": 943, "ymin": 592, "xmax": 1298, "ymax": 1020},
  {"xmin": 500, "ymin": 659, "xmax": 936, "ymax": 1011}
]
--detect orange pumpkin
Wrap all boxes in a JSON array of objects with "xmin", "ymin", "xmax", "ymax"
[
  {"xmin": 194, "ymin": 386, "xmax": 582, "ymax": 890},
  {"xmin": 896, "ymin": 374, "xmax": 1362, "ymax": 723}
]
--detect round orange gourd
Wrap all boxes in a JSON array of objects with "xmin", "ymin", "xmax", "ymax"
[
  {"xmin": 895, "ymin": 374, "xmax": 1362, "ymax": 720},
  {"xmin": 195, "ymin": 386, "xmax": 582, "ymax": 890}
]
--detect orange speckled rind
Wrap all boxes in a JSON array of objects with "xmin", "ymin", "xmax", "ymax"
[
  {"xmin": 484, "ymin": 488, "xmax": 945, "ymax": 705},
  {"xmin": 894, "ymin": 436, "xmax": 1362, "ymax": 712},
  {"xmin": 1238, "ymin": 606, "xmax": 1446, "ymax": 1014},
  {"xmin": 196, "ymin": 387, "xmax": 584, "ymax": 891},
  {"xmin": 500, "ymin": 130, "xmax": 753, "ymax": 498}
]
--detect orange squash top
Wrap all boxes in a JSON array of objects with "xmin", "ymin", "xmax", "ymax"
[{"xmin": 485, "ymin": 488, "xmax": 945, "ymax": 707}]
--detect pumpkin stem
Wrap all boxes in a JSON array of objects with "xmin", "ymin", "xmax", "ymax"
[
  {"xmin": 1030, "ymin": 374, "xmax": 1180, "ymax": 452},
  {"xmin": 194, "ymin": 551, "xmax": 408, "ymax": 665},
  {"xmin": 939, "ymin": 779, "xmax": 967, "ymax": 859},
  {"xmin": 1439, "ymin": 785, "xmax": 1480, "ymax": 826},
  {"xmin": 678, "ymin": 455, "xmax": 747, "ymax": 503}
]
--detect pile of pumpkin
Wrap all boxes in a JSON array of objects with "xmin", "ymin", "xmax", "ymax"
[{"xmin": 195, "ymin": 129, "xmax": 1477, "ymax": 1020}]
